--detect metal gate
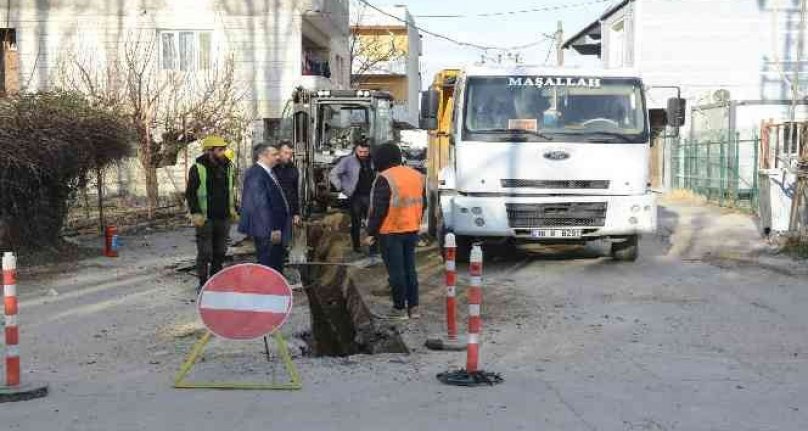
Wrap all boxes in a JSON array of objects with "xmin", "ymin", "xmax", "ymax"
[{"xmin": 671, "ymin": 133, "xmax": 760, "ymax": 209}]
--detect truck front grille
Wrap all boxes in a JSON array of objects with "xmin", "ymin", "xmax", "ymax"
[
  {"xmin": 500, "ymin": 179, "xmax": 610, "ymax": 189},
  {"xmin": 505, "ymin": 202, "xmax": 608, "ymax": 228}
]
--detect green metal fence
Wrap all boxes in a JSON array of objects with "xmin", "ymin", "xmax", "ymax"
[{"xmin": 671, "ymin": 132, "xmax": 760, "ymax": 210}]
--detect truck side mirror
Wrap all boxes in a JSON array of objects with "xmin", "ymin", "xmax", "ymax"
[
  {"xmin": 667, "ymin": 97, "xmax": 686, "ymax": 127},
  {"xmin": 420, "ymin": 90, "xmax": 439, "ymax": 130}
]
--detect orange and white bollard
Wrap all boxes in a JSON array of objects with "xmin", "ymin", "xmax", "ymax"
[
  {"xmin": 425, "ymin": 233, "xmax": 465, "ymax": 351},
  {"xmin": 1, "ymin": 252, "xmax": 48, "ymax": 403},
  {"xmin": 437, "ymin": 243, "xmax": 502, "ymax": 386},
  {"xmin": 445, "ymin": 233, "xmax": 458, "ymax": 342},
  {"xmin": 4, "ymin": 252, "xmax": 19, "ymax": 386},
  {"xmin": 465, "ymin": 245, "xmax": 483, "ymax": 373}
]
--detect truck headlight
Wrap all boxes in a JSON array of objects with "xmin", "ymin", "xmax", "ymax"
[
  {"xmin": 471, "ymin": 207, "xmax": 483, "ymax": 215},
  {"xmin": 631, "ymin": 205, "xmax": 641, "ymax": 213}
]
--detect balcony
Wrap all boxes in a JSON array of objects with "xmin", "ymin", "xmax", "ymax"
[
  {"xmin": 300, "ymin": 55, "xmax": 334, "ymax": 91},
  {"xmin": 300, "ymin": 75, "xmax": 333, "ymax": 91}
]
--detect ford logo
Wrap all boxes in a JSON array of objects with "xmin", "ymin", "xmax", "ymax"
[{"xmin": 544, "ymin": 150, "xmax": 570, "ymax": 161}]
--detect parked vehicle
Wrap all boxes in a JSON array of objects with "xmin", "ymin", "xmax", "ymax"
[{"xmin": 420, "ymin": 65, "xmax": 685, "ymax": 261}]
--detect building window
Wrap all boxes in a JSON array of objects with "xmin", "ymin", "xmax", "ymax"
[
  {"xmin": 608, "ymin": 20, "xmax": 625, "ymax": 68},
  {"xmin": 159, "ymin": 30, "xmax": 212, "ymax": 71}
]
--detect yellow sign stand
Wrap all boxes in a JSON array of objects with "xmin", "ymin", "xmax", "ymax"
[{"xmin": 173, "ymin": 331, "xmax": 302, "ymax": 390}]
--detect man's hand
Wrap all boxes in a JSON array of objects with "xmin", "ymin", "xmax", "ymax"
[
  {"xmin": 293, "ymin": 215, "xmax": 302, "ymax": 227},
  {"xmin": 363, "ymin": 236, "xmax": 376, "ymax": 246},
  {"xmin": 190, "ymin": 213, "xmax": 206, "ymax": 228},
  {"xmin": 270, "ymin": 230, "xmax": 282, "ymax": 245}
]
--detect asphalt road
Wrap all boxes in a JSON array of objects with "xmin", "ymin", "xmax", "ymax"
[{"xmin": 1, "ymin": 203, "xmax": 806, "ymax": 430}]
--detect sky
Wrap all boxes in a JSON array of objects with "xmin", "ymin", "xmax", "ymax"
[{"xmin": 365, "ymin": 0, "xmax": 616, "ymax": 87}]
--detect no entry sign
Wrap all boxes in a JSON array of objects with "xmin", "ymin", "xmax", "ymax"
[{"xmin": 198, "ymin": 264, "xmax": 293, "ymax": 340}]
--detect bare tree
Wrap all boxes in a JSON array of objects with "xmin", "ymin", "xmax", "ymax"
[
  {"xmin": 55, "ymin": 30, "xmax": 250, "ymax": 218},
  {"xmin": 350, "ymin": 1, "xmax": 405, "ymax": 87}
]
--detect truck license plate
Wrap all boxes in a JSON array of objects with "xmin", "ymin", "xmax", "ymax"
[{"xmin": 531, "ymin": 229, "xmax": 582, "ymax": 239}]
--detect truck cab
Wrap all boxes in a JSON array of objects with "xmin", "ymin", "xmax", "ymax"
[{"xmin": 421, "ymin": 65, "xmax": 684, "ymax": 261}]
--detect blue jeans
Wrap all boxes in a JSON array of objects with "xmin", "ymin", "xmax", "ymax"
[
  {"xmin": 379, "ymin": 233, "xmax": 419, "ymax": 310},
  {"xmin": 255, "ymin": 237, "xmax": 285, "ymax": 273}
]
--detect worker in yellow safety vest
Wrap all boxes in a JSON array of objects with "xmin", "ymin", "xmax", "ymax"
[
  {"xmin": 186, "ymin": 135, "xmax": 237, "ymax": 294},
  {"xmin": 365, "ymin": 143, "xmax": 425, "ymax": 320}
]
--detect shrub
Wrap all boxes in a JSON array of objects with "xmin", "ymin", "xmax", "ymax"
[{"xmin": 0, "ymin": 92, "xmax": 133, "ymax": 250}]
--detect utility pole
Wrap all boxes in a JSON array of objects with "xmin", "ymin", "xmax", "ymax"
[
  {"xmin": 556, "ymin": 21, "xmax": 564, "ymax": 66},
  {"xmin": 792, "ymin": 0, "xmax": 807, "ymax": 121}
]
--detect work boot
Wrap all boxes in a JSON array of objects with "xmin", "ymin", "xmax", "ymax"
[
  {"xmin": 408, "ymin": 306, "xmax": 421, "ymax": 319},
  {"xmin": 381, "ymin": 307, "xmax": 409, "ymax": 321}
]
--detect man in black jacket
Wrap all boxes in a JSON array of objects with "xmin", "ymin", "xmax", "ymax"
[
  {"xmin": 186, "ymin": 135, "xmax": 237, "ymax": 293},
  {"xmin": 273, "ymin": 141, "xmax": 301, "ymax": 227}
]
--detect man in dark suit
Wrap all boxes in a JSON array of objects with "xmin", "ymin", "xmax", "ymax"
[{"xmin": 238, "ymin": 144, "xmax": 290, "ymax": 273}]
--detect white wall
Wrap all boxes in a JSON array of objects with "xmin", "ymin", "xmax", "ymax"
[
  {"xmin": 0, "ymin": 0, "xmax": 348, "ymax": 121},
  {"xmin": 601, "ymin": 2, "xmax": 637, "ymax": 69},
  {"xmin": 637, "ymin": 0, "xmax": 808, "ymax": 107}
]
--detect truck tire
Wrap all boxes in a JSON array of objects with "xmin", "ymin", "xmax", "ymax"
[
  {"xmin": 455, "ymin": 235, "xmax": 473, "ymax": 263},
  {"xmin": 610, "ymin": 235, "xmax": 639, "ymax": 262}
]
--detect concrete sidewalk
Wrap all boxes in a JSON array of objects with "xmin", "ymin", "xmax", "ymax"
[{"xmin": 658, "ymin": 196, "xmax": 808, "ymax": 277}]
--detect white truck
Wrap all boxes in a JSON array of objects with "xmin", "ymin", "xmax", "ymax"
[{"xmin": 421, "ymin": 65, "xmax": 684, "ymax": 261}]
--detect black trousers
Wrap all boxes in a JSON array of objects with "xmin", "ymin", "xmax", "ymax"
[
  {"xmin": 254, "ymin": 236, "xmax": 285, "ymax": 273},
  {"xmin": 196, "ymin": 219, "xmax": 230, "ymax": 288},
  {"xmin": 379, "ymin": 233, "xmax": 419, "ymax": 310},
  {"xmin": 350, "ymin": 194, "xmax": 371, "ymax": 250}
]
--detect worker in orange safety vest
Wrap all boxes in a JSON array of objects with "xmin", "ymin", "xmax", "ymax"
[{"xmin": 365, "ymin": 143, "xmax": 425, "ymax": 321}]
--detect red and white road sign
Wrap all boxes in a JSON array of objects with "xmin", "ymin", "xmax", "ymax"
[{"xmin": 198, "ymin": 264, "xmax": 293, "ymax": 340}]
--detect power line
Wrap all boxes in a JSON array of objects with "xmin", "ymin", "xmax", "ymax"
[
  {"xmin": 413, "ymin": 0, "xmax": 613, "ymax": 19},
  {"xmin": 356, "ymin": 0, "xmax": 554, "ymax": 53}
]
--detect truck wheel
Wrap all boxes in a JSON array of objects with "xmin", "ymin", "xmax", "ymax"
[
  {"xmin": 455, "ymin": 235, "xmax": 473, "ymax": 263},
  {"xmin": 610, "ymin": 235, "xmax": 639, "ymax": 262}
]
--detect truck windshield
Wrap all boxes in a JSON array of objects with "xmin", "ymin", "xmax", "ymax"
[{"xmin": 463, "ymin": 76, "xmax": 648, "ymax": 143}]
